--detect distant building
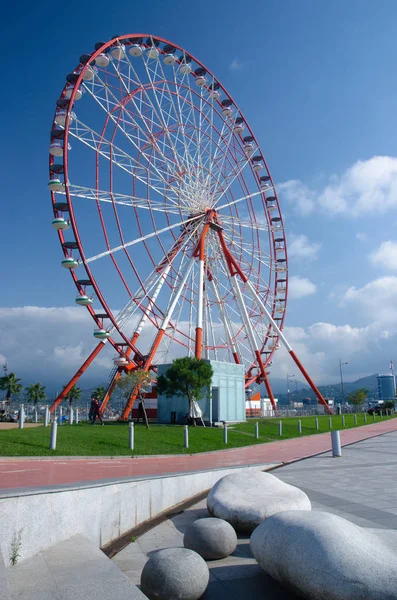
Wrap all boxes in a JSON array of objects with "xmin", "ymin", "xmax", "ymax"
[{"xmin": 377, "ymin": 374, "xmax": 396, "ymax": 402}]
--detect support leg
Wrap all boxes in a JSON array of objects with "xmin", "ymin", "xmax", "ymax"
[{"xmin": 49, "ymin": 341, "xmax": 106, "ymax": 413}]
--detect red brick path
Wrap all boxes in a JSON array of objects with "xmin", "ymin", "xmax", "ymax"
[{"xmin": 1, "ymin": 419, "xmax": 396, "ymax": 493}]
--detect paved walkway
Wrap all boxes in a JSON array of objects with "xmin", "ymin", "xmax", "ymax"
[
  {"xmin": 112, "ymin": 429, "xmax": 397, "ymax": 599},
  {"xmin": 1, "ymin": 419, "xmax": 396, "ymax": 494}
]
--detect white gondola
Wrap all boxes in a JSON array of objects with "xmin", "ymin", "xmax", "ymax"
[
  {"xmin": 275, "ymin": 246, "xmax": 285, "ymax": 252},
  {"xmin": 113, "ymin": 356, "xmax": 129, "ymax": 367},
  {"xmin": 75, "ymin": 295, "xmax": 94, "ymax": 306},
  {"xmin": 95, "ymin": 53, "xmax": 110, "ymax": 67},
  {"xmin": 260, "ymin": 181, "xmax": 271, "ymax": 191},
  {"xmin": 267, "ymin": 202, "xmax": 276, "ymax": 211},
  {"xmin": 222, "ymin": 106, "xmax": 232, "ymax": 118},
  {"xmin": 195, "ymin": 75, "xmax": 206, "ymax": 86},
  {"xmin": 244, "ymin": 142, "xmax": 254, "ymax": 156},
  {"xmin": 48, "ymin": 179, "xmax": 64, "ymax": 192},
  {"xmin": 269, "ymin": 343, "xmax": 279, "ymax": 350},
  {"xmin": 209, "ymin": 89, "xmax": 220, "ymax": 100},
  {"xmin": 52, "ymin": 217, "xmax": 69, "ymax": 230},
  {"xmin": 129, "ymin": 44, "xmax": 143, "ymax": 57},
  {"xmin": 164, "ymin": 53, "xmax": 176, "ymax": 65},
  {"xmin": 54, "ymin": 110, "xmax": 69, "ymax": 126},
  {"xmin": 276, "ymin": 265, "xmax": 287, "ymax": 272},
  {"xmin": 253, "ymin": 162, "xmax": 263, "ymax": 172},
  {"xmin": 82, "ymin": 66, "xmax": 96, "ymax": 81},
  {"xmin": 180, "ymin": 63, "xmax": 192, "ymax": 74},
  {"xmin": 233, "ymin": 123, "xmax": 244, "ymax": 134},
  {"xmin": 49, "ymin": 141, "xmax": 63, "ymax": 157},
  {"xmin": 93, "ymin": 328, "xmax": 110, "ymax": 340},
  {"xmin": 276, "ymin": 306, "xmax": 285, "ymax": 314},
  {"xmin": 147, "ymin": 46, "xmax": 159, "ymax": 59},
  {"xmin": 277, "ymin": 285, "xmax": 287, "ymax": 292},
  {"xmin": 61, "ymin": 257, "xmax": 79, "ymax": 269},
  {"xmin": 64, "ymin": 84, "xmax": 82, "ymax": 100},
  {"xmin": 110, "ymin": 44, "xmax": 126, "ymax": 59}
]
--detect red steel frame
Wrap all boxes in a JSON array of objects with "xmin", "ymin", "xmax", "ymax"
[{"xmin": 49, "ymin": 33, "xmax": 329, "ymax": 418}]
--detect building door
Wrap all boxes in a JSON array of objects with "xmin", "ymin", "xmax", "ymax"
[{"xmin": 212, "ymin": 387, "xmax": 219, "ymax": 422}]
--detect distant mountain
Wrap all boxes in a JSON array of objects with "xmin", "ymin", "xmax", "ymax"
[{"xmin": 275, "ymin": 373, "xmax": 380, "ymax": 405}]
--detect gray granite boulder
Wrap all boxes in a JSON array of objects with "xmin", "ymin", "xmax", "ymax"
[
  {"xmin": 141, "ymin": 547, "xmax": 209, "ymax": 600},
  {"xmin": 183, "ymin": 517, "xmax": 237, "ymax": 559},
  {"xmin": 250, "ymin": 510, "xmax": 397, "ymax": 600},
  {"xmin": 207, "ymin": 471, "xmax": 311, "ymax": 532}
]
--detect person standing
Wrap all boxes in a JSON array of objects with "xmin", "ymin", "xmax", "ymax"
[
  {"xmin": 89, "ymin": 396, "xmax": 96, "ymax": 425},
  {"xmin": 90, "ymin": 396, "xmax": 104, "ymax": 426}
]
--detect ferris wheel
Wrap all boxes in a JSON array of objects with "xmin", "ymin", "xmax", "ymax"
[{"xmin": 49, "ymin": 34, "xmax": 330, "ymax": 418}]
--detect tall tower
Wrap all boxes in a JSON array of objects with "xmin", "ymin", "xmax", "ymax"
[{"xmin": 377, "ymin": 373, "xmax": 396, "ymax": 402}]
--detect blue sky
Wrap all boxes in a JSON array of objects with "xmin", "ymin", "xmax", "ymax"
[{"xmin": 2, "ymin": 0, "xmax": 397, "ymax": 390}]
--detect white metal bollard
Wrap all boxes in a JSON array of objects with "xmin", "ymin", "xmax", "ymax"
[
  {"xmin": 380, "ymin": 411, "xmax": 383, "ymax": 418},
  {"xmin": 184, "ymin": 425, "xmax": 189, "ymax": 449},
  {"xmin": 19, "ymin": 405, "xmax": 25, "ymax": 429},
  {"xmin": 354, "ymin": 414, "xmax": 357, "ymax": 425},
  {"xmin": 34, "ymin": 408, "xmax": 38, "ymax": 423},
  {"xmin": 44, "ymin": 406, "xmax": 49, "ymax": 427},
  {"xmin": 129, "ymin": 422, "xmax": 134, "ymax": 451},
  {"xmin": 315, "ymin": 417, "xmax": 319, "ymax": 431},
  {"xmin": 59, "ymin": 407, "xmax": 63, "ymax": 425},
  {"xmin": 342, "ymin": 415, "xmax": 345, "ymax": 427},
  {"xmin": 223, "ymin": 424, "xmax": 228, "ymax": 444},
  {"xmin": 255, "ymin": 422, "xmax": 259, "ymax": 439},
  {"xmin": 278, "ymin": 420, "xmax": 282, "ymax": 436},
  {"xmin": 50, "ymin": 419, "xmax": 58, "ymax": 450},
  {"xmin": 331, "ymin": 430, "xmax": 342, "ymax": 457},
  {"xmin": 373, "ymin": 412, "xmax": 376, "ymax": 421},
  {"xmin": 329, "ymin": 417, "xmax": 332, "ymax": 429},
  {"xmin": 364, "ymin": 413, "xmax": 367, "ymax": 423},
  {"xmin": 69, "ymin": 407, "xmax": 74, "ymax": 425},
  {"xmin": 76, "ymin": 408, "xmax": 79, "ymax": 424},
  {"xmin": 386, "ymin": 409, "xmax": 389, "ymax": 417},
  {"xmin": 298, "ymin": 420, "xmax": 302, "ymax": 434}
]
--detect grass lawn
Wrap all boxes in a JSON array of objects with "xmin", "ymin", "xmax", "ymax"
[{"xmin": 0, "ymin": 412, "xmax": 394, "ymax": 457}]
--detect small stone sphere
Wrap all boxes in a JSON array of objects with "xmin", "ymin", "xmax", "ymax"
[
  {"xmin": 184, "ymin": 517, "xmax": 237, "ymax": 560},
  {"xmin": 141, "ymin": 547, "xmax": 209, "ymax": 600}
]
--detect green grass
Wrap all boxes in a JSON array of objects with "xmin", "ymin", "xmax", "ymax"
[{"xmin": 0, "ymin": 413, "xmax": 394, "ymax": 457}]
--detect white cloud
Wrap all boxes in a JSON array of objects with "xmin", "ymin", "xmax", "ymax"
[
  {"xmin": 343, "ymin": 276, "xmax": 397, "ymax": 324},
  {"xmin": 270, "ymin": 319, "xmax": 394, "ymax": 384},
  {"xmin": 280, "ymin": 156, "xmax": 397, "ymax": 218},
  {"xmin": 278, "ymin": 180, "xmax": 315, "ymax": 216},
  {"xmin": 288, "ymin": 275, "xmax": 317, "ymax": 299},
  {"xmin": 0, "ymin": 307, "xmax": 114, "ymax": 390},
  {"xmin": 288, "ymin": 234, "xmax": 320, "ymax": 261},
  {"xmin": 229, "ymin": 58, "xmax": 245, "ymax": 71},
  {"xmin": 369, "ymin": 241, "xmax": 397, "ymax": 271}
]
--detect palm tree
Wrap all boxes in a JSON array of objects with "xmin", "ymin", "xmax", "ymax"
[
  {"xmin": 25, "ymin": 383, "xmax": 46, "ymax": 406},
  {"xmin": 0, "ymin": 373, "xmax": 23, "ymax": 405},
  {"xmin": 93, "ymin": 386, "xmax": 107, "ymax": 401},
  {"xmin": 63, "ymin": 384, "xmax": 81, "ymax": 407}
]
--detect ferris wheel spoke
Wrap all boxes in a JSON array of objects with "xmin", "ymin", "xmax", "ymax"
[
  {"xmin": 68, "ymin": 116, "xmax": 184, "ymax": 201},
  {"xmin": 216, "ymin": 189, "xmax": 268, "ymax": 213},
  {"xmin": 221, "ymin": 216, "xmax": 271, "ymax": 232},
  {"xmin": 66, "ymin": 184, "xmax": 189, "ymax": 215},
  {"xmin": 209, "ymin": 113, "xmax": 241, "ymax": 201},
  {"xmin": 84, "ymin": 213, "xmax": 204, "ymax": 265},
  {"xmin": 113, "ymin": 222, "xmax": 203, "ymax": 334},
  {"xmin": 213, "ymin": 154, "xmax": 265, "ymax": 208},
  {"xmin": 131, "ymin": 51, "xmax": 185, "ymax": 171},
  {"xmin": 222, "ymin": 228, "xmax": 272, "ymax": 266},
  {"xmin": 107, "ymin": 52, "xmax": 185, "ymax": 179},
  {"xmin": 82, "ymin": 77, "xmax": 190, "ymax": 204}
]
